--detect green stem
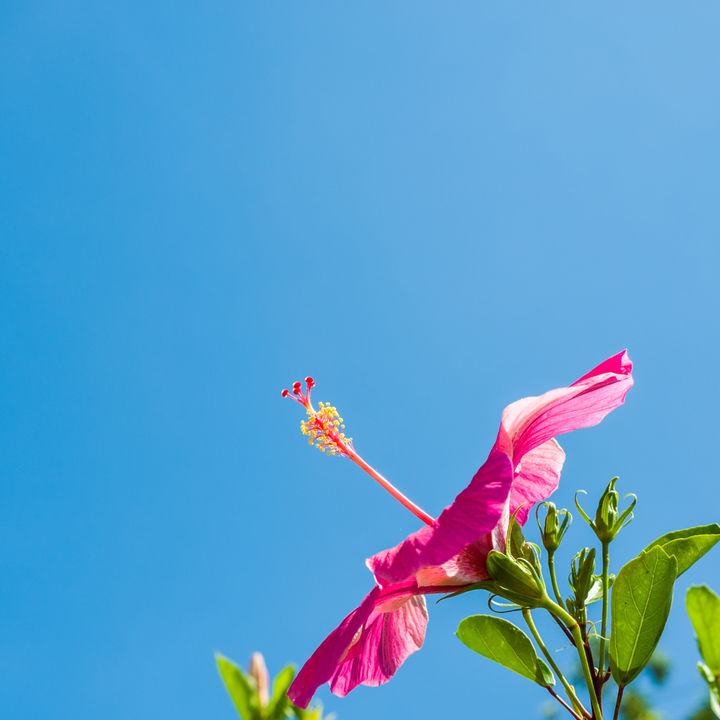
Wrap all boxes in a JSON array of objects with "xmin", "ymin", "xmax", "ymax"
[
  {"xmin": 548, "ymin": 551, "xmax": 564, "ymax": 606},
  {"xmin": 598, "ymin": 540, "xmax": 610, "ymax": 676},
  {"xmin": 612, "ymin": 686, "xmax": 624, "ymax": 720},
  {"xmin": 543, "ymin": 599, "xmax": 603, "ymax": 720},
  {"xmin": 523, "ymin": 609, "xmax": 589, "ymax": 720}
]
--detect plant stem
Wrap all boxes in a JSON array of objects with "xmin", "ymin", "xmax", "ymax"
[
  {"xmin": 551, "ymin": 612, "xmax": 576, "ymax": 644},
  {"xmin": 523, "ymin": 609, "xmax": 589, "ymax": 719},
  {"xmin": 598, "ymin": 540, "xmax": 610, "ymax": 676},
  {"xmin": 548, "ymin": 551, "xmax": 564, "ymax": 606},
  {"xmin": 543, "ymin": 599, "xmax": 603, "ymax": 720},
  {"xmin": 612, "ymin": 686, "xmax": 624, "ymax": 720},
  {"xmin": 547, "ymin": 687, "xmax": 584, "ymax": 720}
]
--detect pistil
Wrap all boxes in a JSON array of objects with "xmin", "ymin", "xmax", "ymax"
[{"xmin": 283, "ymin": 377, "xmax": 435, "ymax": 526}]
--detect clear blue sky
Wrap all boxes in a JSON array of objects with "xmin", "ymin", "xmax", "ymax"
[{"xmin": 1, "ymin": 2, "xmax": 719, "ymax": 719}]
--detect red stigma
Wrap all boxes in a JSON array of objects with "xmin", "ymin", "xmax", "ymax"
[{"xmin": 282, "ymin": 376, "xmax": 315, "ymax": 409}]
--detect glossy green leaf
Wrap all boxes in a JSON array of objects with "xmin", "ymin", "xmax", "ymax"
[
  {"xmin": 216, "ymin": 653, "xmax": 259, "ymax": 720},
  {"xmin": 643, "ymin": 524, "xmax": 720, "ymax": 577},
  {"xmin": 456, "ymin": 615, "xmax": 555, "ymax": 687},
  {"xmin": 266, "ymin": 664, "xmax": 295, "ymax": 720},
  {"xmin": 687, "ymin": 585, "xmax": 720, "ymax": 674},
  {"xmin": 609, "ymin": 546, "xmax": 677, "ymax": 687}
]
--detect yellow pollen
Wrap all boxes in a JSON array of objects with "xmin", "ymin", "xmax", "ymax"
[{"xmin": 300, "ymin": 402, "xmax": 352, "ymax": 456}]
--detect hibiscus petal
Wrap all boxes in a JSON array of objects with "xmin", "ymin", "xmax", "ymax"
[
  {"xmin": 497, "ymin": 350, "xmax": 633, "ymax": 464},
  {"xmin": 367, "ymin": 448, "xmax": 514, "ymax": 585},
  {"xmin": 329, "ymin": 595, "xmax": 428, "ymax": 697},
  {"xmin": 288, "ymin": 586, "xmax": 381, "ymax": 709},
  {"xmin": 508, "ymin": 438, "xmax": 565, "ymax": 525},
  {"xmin": 572, "ymin": 349, "xmax": 632, "ymax": 385}
]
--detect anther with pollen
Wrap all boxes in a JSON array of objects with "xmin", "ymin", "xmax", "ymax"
[{"xmin": 281, "ymin": 377, "xmax": 352, "ymax": 457}]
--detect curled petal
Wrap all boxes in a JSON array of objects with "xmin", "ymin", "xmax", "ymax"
[
  {"xmin": 572, "ymin": 349, "xmax": 632, "ymax": 385},
  {"xmin": 496, "ymin": 350, "xmax": 633, "ymax": 464},
  {"xmin": 367, "ymin": 448, "xmax": 514, "ymax": 585},
  {"xmin": 329, "ymin": 595, "xmax": 428, "ymax": 697}
]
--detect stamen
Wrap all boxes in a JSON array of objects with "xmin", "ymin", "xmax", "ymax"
[
  {"xmin": 282, "ymin": 377, "xmax": 435, "ymax": 526},
  {"xmin": 300, "ymin": 401, "xmax": 354, "ymax": 457}
]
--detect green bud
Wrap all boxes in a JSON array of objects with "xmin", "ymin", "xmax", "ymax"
[
  {"xmin": 507, "ymin": 513, "xmax": 539, "ymax": 563},
  {"xmin": 575, "ymin": 477, "xmax": 637, "ymax": 544},
  {"xmin": 568, "ymin": 547, "xmax": 596, "ymax": 602},
  {"xmin": 486, "ymin": 550, "xmax": 546, "ymax": 606},
  {"xmin": 507, "ymin": 513, "xmax": 528, "ymax": 559},
  {"xmin": 565, "ymin": 547, "xmax": 597, "ymax": 621},
  {"xmin": 595, "ymin": 478, "xmax": 620, "ymax": 541},
  {"xmin": 536, "ymin": 502, "xmax": 572, "ymax": 553}
]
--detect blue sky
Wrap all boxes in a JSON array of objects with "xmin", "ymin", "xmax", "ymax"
[{"xmin": 1, "ymin": 2, "xmax": 719, "ymax": 719}]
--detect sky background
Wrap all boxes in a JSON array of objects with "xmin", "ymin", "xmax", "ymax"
[{"xmin": 1, "ymin": 2, "xmax": 719, "ymax": 719}]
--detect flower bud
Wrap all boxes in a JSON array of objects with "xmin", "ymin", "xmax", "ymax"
[
  {"xmin": 565, "ymin": 547, "xmax": 597, "ymax": 621},
  {"xmin": 594, "ymin": 478, "xmax": 620, "ymax": 541},
  {"xmin": 486, "ymin": 550, "xmax": 546, "ymax": 606},
  {"xmin": 575, "ymin": 477, "xmax": 636, "ymax": 544},
  {"xmin": 248, "ymin": 652, "xmax": 270, "ymax": 707},
  {"xmin": 536, "ymin": 502, "xmax": 571, "ymax": 553},
  {"xmin": 507, "ymin": 513, "xmax": 536, "ymax": 562},
  {"xmin": 568, "ymin": 547, "xmax": 596, "ymax": 602}
]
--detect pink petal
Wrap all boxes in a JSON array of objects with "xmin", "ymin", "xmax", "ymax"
[
  {"xmin": 329, "ymin": 595, "xmax": 428, "ymax": 697},
  {"xmin": 496, "ymin": 350, "xmax": 633, "ymax": 464},
  {"xmin": 288, "ymin": 586, "xmax": 381, "ymax": 709},
  {"xmin": 572, "ymin": 349, "xmax": 632, "ymax": 385},
  {"xmin": 509, "ymin": 438, "xmax": 566, "ymax": 525},
  {"xmin": 367, "ymin": 448, "xmax": 514, "ymax": 585}
]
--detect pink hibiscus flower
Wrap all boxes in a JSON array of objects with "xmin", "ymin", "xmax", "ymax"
[{"xmin": 284, "ymin": 351, "xmax": 633, "ymax": 708}]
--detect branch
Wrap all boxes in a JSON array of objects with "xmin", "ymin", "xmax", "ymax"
[{"xmin": 547, "ymin": 687, "xmax": 584, "ymax": 720}]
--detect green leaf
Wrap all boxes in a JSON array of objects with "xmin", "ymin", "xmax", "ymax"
[
  {"xmin": 266, "ymin": 664, "xmax": 295, "ymax": 720},
  {"xmin": 687, "ymin": 585, "xmax": 720, "ymax": 674},
  {"xmin": 587, "ymin": 574, "xmax": 614, "ymax": 605},
  {"xmin": 609, "ymin": 546, "xmax": 678, "ymax": 687},
  {"xmin": 698, "ymin": 662, "xmax": 720, "ymax": 718},
  {"xmin": 643, "ymin": 524, "xmax": 720, "ymax": 577},
  {"xmin": 456, "ymin": 615, "xmax": 555, "ymax": 687},
  {"xmin": 215, "ymin": 653, "xmax": 259, "ymax": 720}
]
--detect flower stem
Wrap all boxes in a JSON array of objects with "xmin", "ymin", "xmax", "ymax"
[
  {"xmin": 548, "ymin": 551, "xmax": 564, "ymax": 606},
  {"xmin": 598, "ymin": 540, "xmax": 610, "ymax": 676},
  {"xmin": 543, "ymin": 599, "xmax": 603, "ymax": 720},
  {"xmin": 523, "ymin": 609, "xmax": 589, "ymax": 719}
]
